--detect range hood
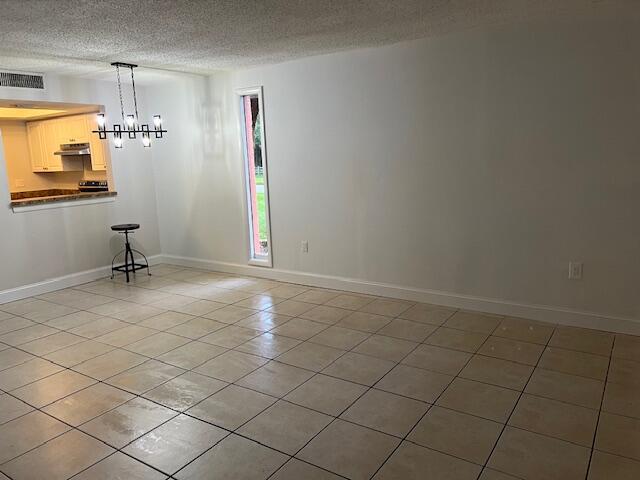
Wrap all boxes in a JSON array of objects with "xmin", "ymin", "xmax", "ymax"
[{"xmin": 54, "ymin": 143, "xmax": 91, "ymax": 156}]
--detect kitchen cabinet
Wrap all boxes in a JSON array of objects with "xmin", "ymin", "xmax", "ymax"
[
  {"xmin": 27, "ymin": 120, "xmax": 82, "ymax": 172},
  {"xmin": 57, "ymin": 116, "xmax": 89, "ymax": 144},
  {"xmin": 26, "ymin": 122, "xmax": 46, "ymax": 172},
  {"xmin": 27, "ymin": 120, "xmax": 81, "ymax": 172},
  {"xmin": 85, "ymin": 115, "xmax": 107, "ymax": 171},
  {"xmin": 26, "ymin": 113, "xmax": 108, "ymax": 173}
]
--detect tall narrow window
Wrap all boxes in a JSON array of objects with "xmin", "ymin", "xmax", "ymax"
[{"xmin": 238, "ymin": 87, "xmax": 272, "ymax": 266}]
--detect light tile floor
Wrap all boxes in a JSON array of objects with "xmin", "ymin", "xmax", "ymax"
[{"xmin": 0, "ymin": 265, "xmax": 639, "ymax": 479}]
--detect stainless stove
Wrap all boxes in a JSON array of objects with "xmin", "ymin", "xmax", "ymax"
[{"xmin": 78, "ymin": 180, "xmax": 108, "ymax": 192}]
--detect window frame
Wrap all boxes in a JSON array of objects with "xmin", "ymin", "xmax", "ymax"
[{"xmin": 237, "ymin": 86, "xmax": 273, "ymax": 267}]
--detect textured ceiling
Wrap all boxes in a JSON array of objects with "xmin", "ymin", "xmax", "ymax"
[{"xmin": 0, "ymin": 0, "xmax": 636, "ymax": 79}]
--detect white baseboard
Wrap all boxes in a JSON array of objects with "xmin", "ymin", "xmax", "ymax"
[
  {"xmin": 2, "ymin": 252, "xmax": 637, "ymax": 336},
  {"xmin": 0, "ymin": 255, "xmax": 163, "ymax": 305},
  {"xmin": 158, "ymin": 254, "xmax": 640, "ymax": 336}
]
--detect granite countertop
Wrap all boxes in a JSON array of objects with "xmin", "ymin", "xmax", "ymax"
[
  {"xmin": 10, "ymin": 190, "xmax": 117, "ymax": 207},
  {"xmin": 11, "ymin": 189, "xmax": 80, "ymax": 200}
]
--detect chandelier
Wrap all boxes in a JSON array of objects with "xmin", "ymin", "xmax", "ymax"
[{"xmin": 93, "ymin": 62, "xmax": 166, "ymax": 148}]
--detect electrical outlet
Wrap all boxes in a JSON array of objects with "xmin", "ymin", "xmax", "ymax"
[
  {"xmin": 568, "ymin": 262, "xmax": 583, "ymax": 280},
  {"xmin": 301, "ymin": 240, "xmax": 309, "ymax": 253}
]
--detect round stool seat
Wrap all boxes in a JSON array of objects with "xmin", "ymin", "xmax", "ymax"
[{"xmin": 111, "ymin": 223, "xmax": 140, "ymax": 232}]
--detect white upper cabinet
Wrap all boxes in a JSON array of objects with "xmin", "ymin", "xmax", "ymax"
[
  {"xmin": 26, "ymin": 113, "xmax": 108, "ymax": 172},
  {"xmin": 27, "ymin": 120, "xmax": 82, "ymax": 172},
  {"xmin": 44, "ymin": 120, "xmax": 83, "ymax": 171},
  {"xmin": 27, "ymin": 121, "xmax": 46, "ymax": 172},
  {"xmin": 85, "ymin": 115, "xmax": 107, "ymax": 171},
  {"xmin": 58, "ymin": 115, "xmax": 90, "ymax": 144},
  {"xmin": 42, "ymin": 121, "xmax": 62, "ymax": 171}
]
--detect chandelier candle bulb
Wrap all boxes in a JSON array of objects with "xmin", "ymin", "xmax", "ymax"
[
  {"xmin": 113, "ymin": 124, "xmax": 123, "ymax": 148},
  {"xmin": 141, "ymin": 124, "xmax": 151, "ymax": 147},
  {"xmin": 96, "ymin": 113, "xmax": 107, "ymax": 139},
  {"xmin": 153, "ymin": 115, "xmax": 162, "ymax": 129}
]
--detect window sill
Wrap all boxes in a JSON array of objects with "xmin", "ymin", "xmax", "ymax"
[
  {"xmin": 248, "ymin": 257, "xmax": 273, "ymax": 268},
  {"xmin": 11, "ymin": 191, "xmax": 117, "ymax": 212}
]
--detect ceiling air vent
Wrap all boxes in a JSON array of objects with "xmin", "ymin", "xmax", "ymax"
[{"xmin": 0, "ymin": 71, "xmax": 45, "ymax": 89}]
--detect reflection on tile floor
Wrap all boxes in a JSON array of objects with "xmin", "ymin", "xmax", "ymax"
[{"xmin": 1, "ymin": 264, "xmax": 639, "ymax": 479}]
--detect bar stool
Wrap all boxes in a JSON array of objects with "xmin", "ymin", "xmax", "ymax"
[{"xmin": 110, "ymin": 223, "xmax": 150, "ymax": 283}]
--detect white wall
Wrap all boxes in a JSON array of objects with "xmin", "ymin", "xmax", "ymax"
[
  {"xmin": 153, "ymin": 14, "xmax": 640, "ymax": 323},
  {"xmin": 148, "ymin": 73, "xmax": 248, "ymax": 264},
  {"xmin": 0, "ymin": 75, "xmax": 162, "ymax": 291}
]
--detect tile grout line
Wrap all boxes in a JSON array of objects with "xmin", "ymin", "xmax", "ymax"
[
  {"xmin": 0, "ymin": 354, "xmax": 628, "ymax": 474},
  {"xmin": 0, "ymin": 368, "xmax": 187, "ymax": 465},
  {"xmin": 583, "ymin": 334, "xmax": 615, "ymax": 480},
  {"xmin": 258, "ymin": 302, "xmax": 422, "ymax": 479},
  {"xmin": 3, "ymin": 289, "xmax": 531, "ymax": 367},
  {"xmin": 2, "ymin": 321, "xmax": 631, "ymax": 427},
  {"xmin": 3, "ymin": 271, "xmax": 419, "ymax": 340},
  {"xmin": 367, "ymin": 316, "xmax": 507, "ymax": 480},
  {"xmin": 1, "ymin": 326, "xmax": 610, "ymax": 479},
  {"xmin": 92, "ymin": 304, "xmax": 369, "ymax": 478},
  {"xmin": 0, "ymin": 390, "xmax": 174, "ymax": 480},
  {"xmin": 3, "ymin": 294, "xmax": 376, "ymax": 422},
  {"xmin": 0, "ymin": 301, "xmax": 279, "ymax": 474},
  {"xmin": 474, "ymin": 319, "xmax": 558, "ymax": 480},
  {"xmin": 1, "ymin": 270, "xmax": 399, "ymax": 477},
  {"xmin": 2, "ymin": 276, "xmax": 344, "ymax": 360},
  {"xmin": 146, "ymin": 331, "xmax": 365, "ymax": 478},
  {"xmin": 1, "ymin": 341, "xmax": 269, "ymax": 479},
  {"xmin": 67, "ymin": 450, "xmax": 169, "ymax": 480},
  {"xmin": 264, "ymin": 325, "xmax": 419, "ymax": 479},
  {"xmin": 1, "ymin": 267, "xmax": 636, "ymax": 479},
  {"xmin": 238, "ymin": 317, "xmax": 385, "ymax": 479},
  {"xmin": 8, "ymin": 301, "xmax": 615, "ymax": 377},
  {"xmin": 0, "ymin": 305, "xmax": 616, "ymax": 419}
]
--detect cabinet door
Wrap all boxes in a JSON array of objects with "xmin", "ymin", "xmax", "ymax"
[
  {"xmin": 85, "ymin": 115, "xmax": 107, "ymax": 171},
  {"xmin": 59, "ymin": 116, "xmax": 89, "ymax": 144},
  {"xmin": 43, "ymin": 120, "xmax": 63, "ymax": 171},
  {"xmin": 27, "ymin": 122, "xmax": 47, "ymax": 172}
]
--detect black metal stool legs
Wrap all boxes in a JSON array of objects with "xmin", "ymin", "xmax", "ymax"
[
  {"xmin": 129, "ymin": 247, "xmax": 151, "ymax": 277},
  {"xmin": 111, "ymin": 229, "xmax": 151, "ymax": 282}
]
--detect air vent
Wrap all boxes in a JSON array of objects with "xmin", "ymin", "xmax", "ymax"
[{"xmin": 0, "ymin": 71, "xmax": 44, "ymax": 89}]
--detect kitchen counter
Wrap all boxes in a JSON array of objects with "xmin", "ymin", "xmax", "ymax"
[
  {"xmin": 11, "ymin": 189, "xmax": 79, "ymax": 200},
  {"xmin": 10, "ymin": 190, "xmax": 117, "ymax": 207}
]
